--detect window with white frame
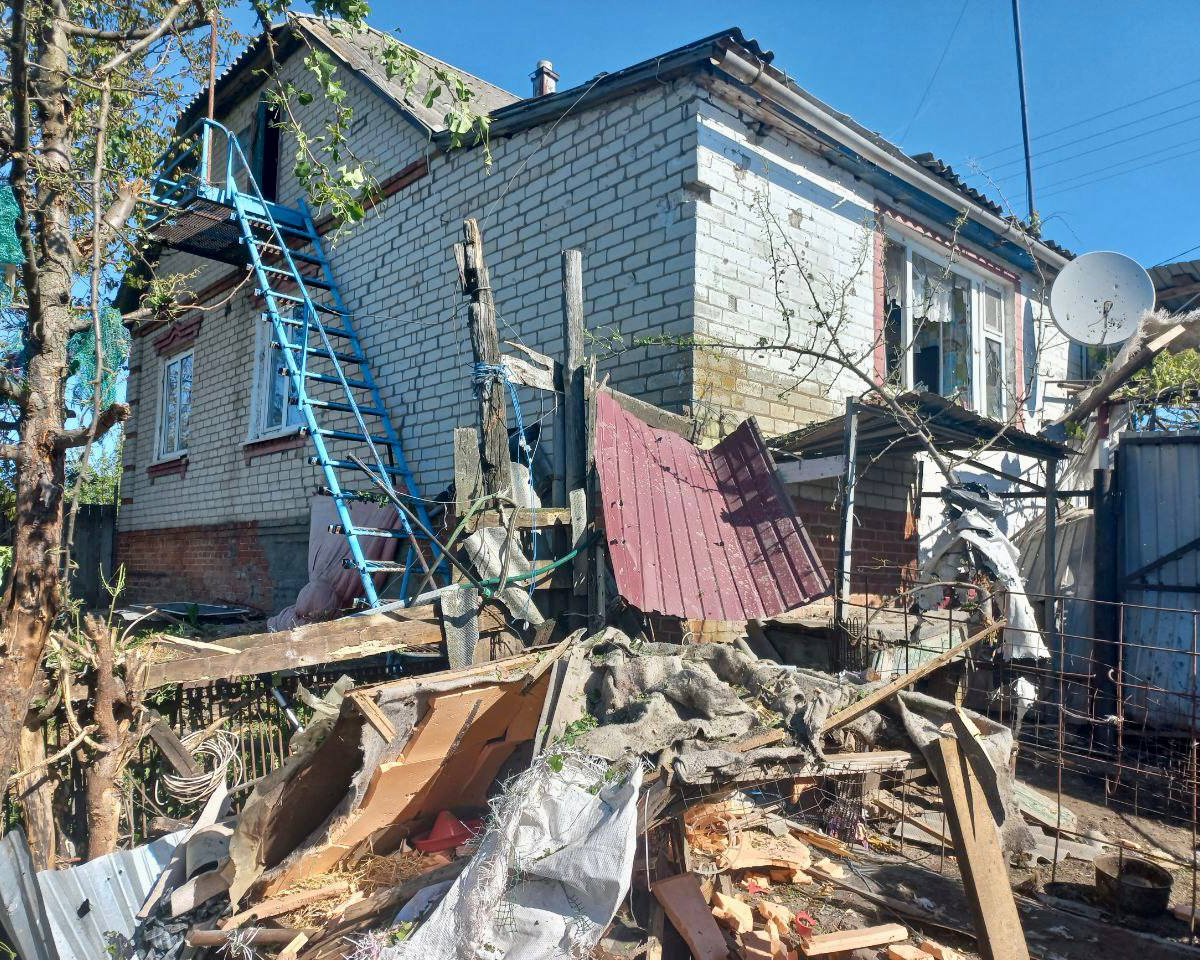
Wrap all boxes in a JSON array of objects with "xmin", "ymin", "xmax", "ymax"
[
  {"xmin": 250, "ymin": 317, "xmax": 304, "ymax": 440},
  {"xmin": 157, "ymin": 350, "xmax": 192, "ymax": 460},
  {"xmin": 882, "ymin": 233, "xmax": 1015, "ymax": 419}
]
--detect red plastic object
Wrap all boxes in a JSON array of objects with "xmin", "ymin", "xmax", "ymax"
[
  {"xmin": 793, "ymin": 911, "xmax": 816, "ymax": 937},
  {"xmin": 413, "ymin": 811, "xmax": 483, "ymax": 853}
]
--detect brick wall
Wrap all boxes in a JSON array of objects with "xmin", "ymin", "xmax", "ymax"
[
  {"xmin": 788, "ymin": 452, "xmax": 919, "ymax": 603},
  {"xmin": 115, "ymin": 516, "xmax": 308, "ymax": 612},
  {"xmin": 118, "ymin": 40, "xmax": 1071, "ymax": 609}
]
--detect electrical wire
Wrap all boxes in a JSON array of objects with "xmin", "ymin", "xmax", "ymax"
[
  {"xmin": 897, "ymin": 0, "xmax": 970, "ymax": 145},
  {"xmin": 155, "ymin": 727, "xmax": 246, "ymax": 806},
  {"xmin": 984, "ymin": 97, "xmax": 1200, "ymax": 176},
  {"xmin": 1038, "ymin": 141, "xmax": 1200, "ymax": 200},
  {"xmin": 971, "ymin": 73, "xmax": 1200, "ymax": 161},
  {"xmin": 990, "ymin": 110, "xmax": 1200, "ymax": 184}
]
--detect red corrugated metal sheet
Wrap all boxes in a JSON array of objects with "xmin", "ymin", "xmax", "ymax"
[{"xmin": 596, "ymin": 392, "xmax": 829, "ymax": 620}]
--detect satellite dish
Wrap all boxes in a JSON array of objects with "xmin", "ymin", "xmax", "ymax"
[{"xmin": 1050, "ymin": 251, "xmax": 1155, "ymax": 346}]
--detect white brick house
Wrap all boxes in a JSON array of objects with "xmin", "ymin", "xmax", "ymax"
[{"xmin": 117, "ymin": 18, "xmax": 1073, "ymax": 612}]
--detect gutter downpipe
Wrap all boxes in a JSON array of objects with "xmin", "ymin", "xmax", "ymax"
[{"xmin": 712, "ymin": 47, "xmax": 1068, "ymax": 273}]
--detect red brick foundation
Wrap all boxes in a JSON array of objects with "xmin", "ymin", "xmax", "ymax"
[
  {"xmin": 115, "ymin": 520, "xmax": 304, "ymax": 612},
  {"xmin": 792, "ymin": 497, "xmax": 918, "ymax": 603}
]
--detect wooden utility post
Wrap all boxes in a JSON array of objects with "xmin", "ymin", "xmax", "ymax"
[
  {"xmin": 560, "ymin": 250, "xmax": 589, "ymax": 601},
  {"xmin": 455, "ymin": 219, "xmax": 509, "ymax": 499}
]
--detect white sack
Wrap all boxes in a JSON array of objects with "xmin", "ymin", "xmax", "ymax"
[{"xmin": 387, "ymin": 753, "xmax": 641, "ymax": 960}]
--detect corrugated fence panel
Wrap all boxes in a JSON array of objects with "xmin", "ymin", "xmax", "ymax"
[
  {"xmin": 1119, "ymin": 433, "xmax": 1200, "ymax": 730},
  {"xmin": 596, "ymin": 392, "xmax": 829, "ymax": 621}
]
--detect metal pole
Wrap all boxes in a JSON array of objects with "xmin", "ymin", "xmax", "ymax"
[
  {"xmin": 1044, "ymin": 458, "xmax": 1058, "ymax": 662},
  {"xmin": 1011, "ymin": 0, "xmax": 1037, "ymax": 222},
  {"xmin": 835, "ymin": 398, "xmax": 859, "ymax": 633}
]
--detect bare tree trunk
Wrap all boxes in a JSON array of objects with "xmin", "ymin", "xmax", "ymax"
[
  {"xmin": 15, "ymin": 722, "xmax": 58, "ymax": 869},
  {"xmin": 0, "ymin": 0, "xmax": 82, "ymax": 780},
  {"xmin": 85, "ymin": 615, "xmax": 128, "ymax": 859}
]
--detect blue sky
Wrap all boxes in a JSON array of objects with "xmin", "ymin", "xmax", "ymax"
[{"xmin": 357, "ymin": 0, "xmax": 1200, "ymax": 268}]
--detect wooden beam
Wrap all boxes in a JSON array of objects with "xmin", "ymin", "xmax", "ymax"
[
  {"xmin": 651, "ymin": 873, "xmax": 731, "ymax": 960},
  {"xmin": 800, "ymin": 923, "xmax": 908, "ymax": 957},
  {"xmin": 142, "ymin": 610, "xmax": 442, "ymax": 688},
  {"xmin": 466, "ymin": 506, "xmax": 571, "ymax": 531},
  {"xmin": 147, "ymin": 713, "xmax": 200, "ymax": 777},
  {"xmin": 933, "ymin": 736, "xmax": 1030, "ymax": 960},
  {"xmin": 561, "ymin": 249, "xmax": 590, "ymax": 601},
  {"xmin": 823, "ymin": 621, "xmax": 1007, "ymax": 733},
  {"xmin": 456, "ymin": 219, "xmax": 509, "ymax": 499}
]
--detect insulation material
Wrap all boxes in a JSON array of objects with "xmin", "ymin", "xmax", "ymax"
[
  {"xmin": 595, "ymin": 392, "xmax": 828, "ymax": 620},
  {"xmin": 569, "ymin": 632, "xmax": 858, "ymax": 783},
  {"xmin": 385, "ymin": 753, "xmax": 641, "ymax": 960},
  {"xmin": 268, "ymin": 496, "xmax": 404, "ymax": 631},
  {"xmin": 921, "ymin": 507, "xmax": 1050, "ymax": 660}
]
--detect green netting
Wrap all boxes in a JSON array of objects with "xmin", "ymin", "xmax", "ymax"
[
  {"xmin": 0, "ymin": 186, "xmax": 22, "ymax": 267},
  {"xmin": 68, "ymin": 307, "xmax": 130, "ymax": 408}
]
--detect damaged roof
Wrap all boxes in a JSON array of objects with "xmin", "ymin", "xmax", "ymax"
[
  {"xmin": 179, "ymin": 14, "xmax": 517, "ymax": 136},
  {"xmin": 771, "ymin": 391, "xmax": 1073, "ymax": 462},
  {"xmin": 185, "ymin": 19, "xmax": 1069, "ymax": 271},
  {"xmin": 1150, "ymin": 259, "xmax": 1200, "ymax": 312}
]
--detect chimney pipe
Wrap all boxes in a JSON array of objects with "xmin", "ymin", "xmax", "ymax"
[{"xmin": 531, "ymin": 59, "xmax": 559, "ymax": 98}]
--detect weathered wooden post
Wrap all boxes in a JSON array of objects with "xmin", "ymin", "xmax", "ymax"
[
  {"xmin": 455, "ymin": 218, "xmax": 509, "ymax": 500},
  {"xmin": 560, "ymin": 250, "xmax": 590, "ymax": 604}
]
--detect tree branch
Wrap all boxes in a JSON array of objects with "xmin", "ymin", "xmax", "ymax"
[
  {"xmin": 0, "ymin": 372, "xmax": 27, "ymax": 406},
  {"xmin": 97, "ymin": 0, "xmax": 204, "ymax": 75},
  {"xmin": 0, "ymin": 444, "xmax": 19, "ymax": 460},
  {"xmin": 53, "ymin": 402, "xmax": 130, "ymax": 450},
  {"xmin": 61, "ymin": 15, "xmax": 210, "ymax": 41}
]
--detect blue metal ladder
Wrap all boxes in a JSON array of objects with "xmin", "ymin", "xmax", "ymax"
[{"xmin": 147, "ymin": 119, "xmax": 440, "ymax": 607}]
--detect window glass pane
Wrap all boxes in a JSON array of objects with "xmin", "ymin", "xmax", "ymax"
[
  {"xmin": 985, "ymin": 339, "xmax": 1004, "ymax": 420},
  {"xmin": 265, "ymin": 344, "xmax": 286, "ymax": 431},
  {"xmin": 984, "ymin": 286, "xmax": 1003, "ymax": 333},
  {"xmin": 178, "ymin": 354, "xmax": 192, "ymax": 450},
  {"xmin": 943, "ymin": 274, "xmax": 973, "ymax": 407},
  {"xmin": 911, "ymin": 254, "xmax": 948, "ymax": 393},
  {"xmin": 162, "ymin": 360, "xmax": 179, "ymax": 455},
  {"xmin": 883, "ymin": 244, "xmax": 906, "ymax": 384}
]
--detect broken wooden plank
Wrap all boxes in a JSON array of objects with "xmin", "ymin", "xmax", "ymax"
[
  {"xmin": 168, "ymin": 867, "xmax": 230, "ymax": 917},
  {"xmin": 651, "ymin": 872, "xmax": 731, "ymax": 960},
  {"xmin": 824, "ymin": 750, "xmax": 920, "ymax": 773},
  {"xmin": 823, "ymin": 621, "xmax": 1007, "ymax": 732},
  {"xmin": 348, "ymin": 692, "xmax": 397, "ymax": 743},
  {"xmin": 467, "ymin": 506, "xmax": 571, "ymax": 531},
  {"xmin": 889, "ymin": 945, "xmax": 935, "ymax": 960},
  {"xmin": 187, "ymin": 927, "xmax": 315, "ymax": 947},
  {"xmin": 147, "ymin": 714, "xmax": 201, "ymax": 777},
  {"xmin": 800, "ymin": 923, "xmax": 908, "ymax": 957},
  {"xmin": 221, "ymin": 880, "xmax": 352, "ymax": 930},
  {"xmin": 933, "ymin": 736, "xmax": 1030, "ymax": 960},
  {"xmin": 1014, "ymin": 781, "xmax": 1078, "ymax": 835},
  {"xmin": 143, "ymin": 609, "xmax": 442, "ymax": 688}
]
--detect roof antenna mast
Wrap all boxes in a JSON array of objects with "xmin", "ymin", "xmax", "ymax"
[{"xmin": 1010, "ymin": 0, "xmax": 1037, "ymax": 230}]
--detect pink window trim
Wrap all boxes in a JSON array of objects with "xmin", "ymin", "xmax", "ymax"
[{"xmin": 871, "ymin": 218, "xmax": 887, "ymax": 385}]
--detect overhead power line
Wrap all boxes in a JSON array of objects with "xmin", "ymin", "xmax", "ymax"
[
  {"xmin": 1039, "ymin": 141, "xmax": 1200, "ymax": 199},
  {"xmin": 971, "ymin": 72, "xmax": 1200, "ymax": 161},
  {"xmin": 994, "ymin": 122, "xmax": 1200, "ymax": 186},
  {"xmin": 898, "ymin": 0, "xmax": 970, "ymax": 144},
  {"xmin": 985, "ymin": 98, "xmax": 1200, "ymax": 177}
]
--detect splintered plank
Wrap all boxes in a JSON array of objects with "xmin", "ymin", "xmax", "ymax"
[
  {"xmin": 823, "ymin": 621, "xmax": 1007, "ymax": 732},
  {"xmin": 934, "ymin": 736, "xmax": 1030, "ymax": 960},
  {"xmin": 651, "ymin": 873, "xmax": 731, "ymax": 960},
  {"xmin": 143, "ymin": 609, "xmax": 442, "ymax": 687},
  {"xmin": 800, "ymin": 923, "xmax": 908, "ymax": 956}
]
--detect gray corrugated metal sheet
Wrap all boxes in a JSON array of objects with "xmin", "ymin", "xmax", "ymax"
[
  {"xmin": 1016, "ymin": 508, "xmax": 1096, "ymax": 714},
  {"xmin": 1119, "ymin": 433, "xmax": 1200, "ymax": 730},
  {"xmin": 10, "ymin": 831, "xmax": 185, "ymax": 960},
  {"xmin": 0, "ymin": 829, "xmax": 58, "ymax": 960},
  {"xmin": 38, "ymin": 831, "xmax": 184, "ymax": 960}
]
